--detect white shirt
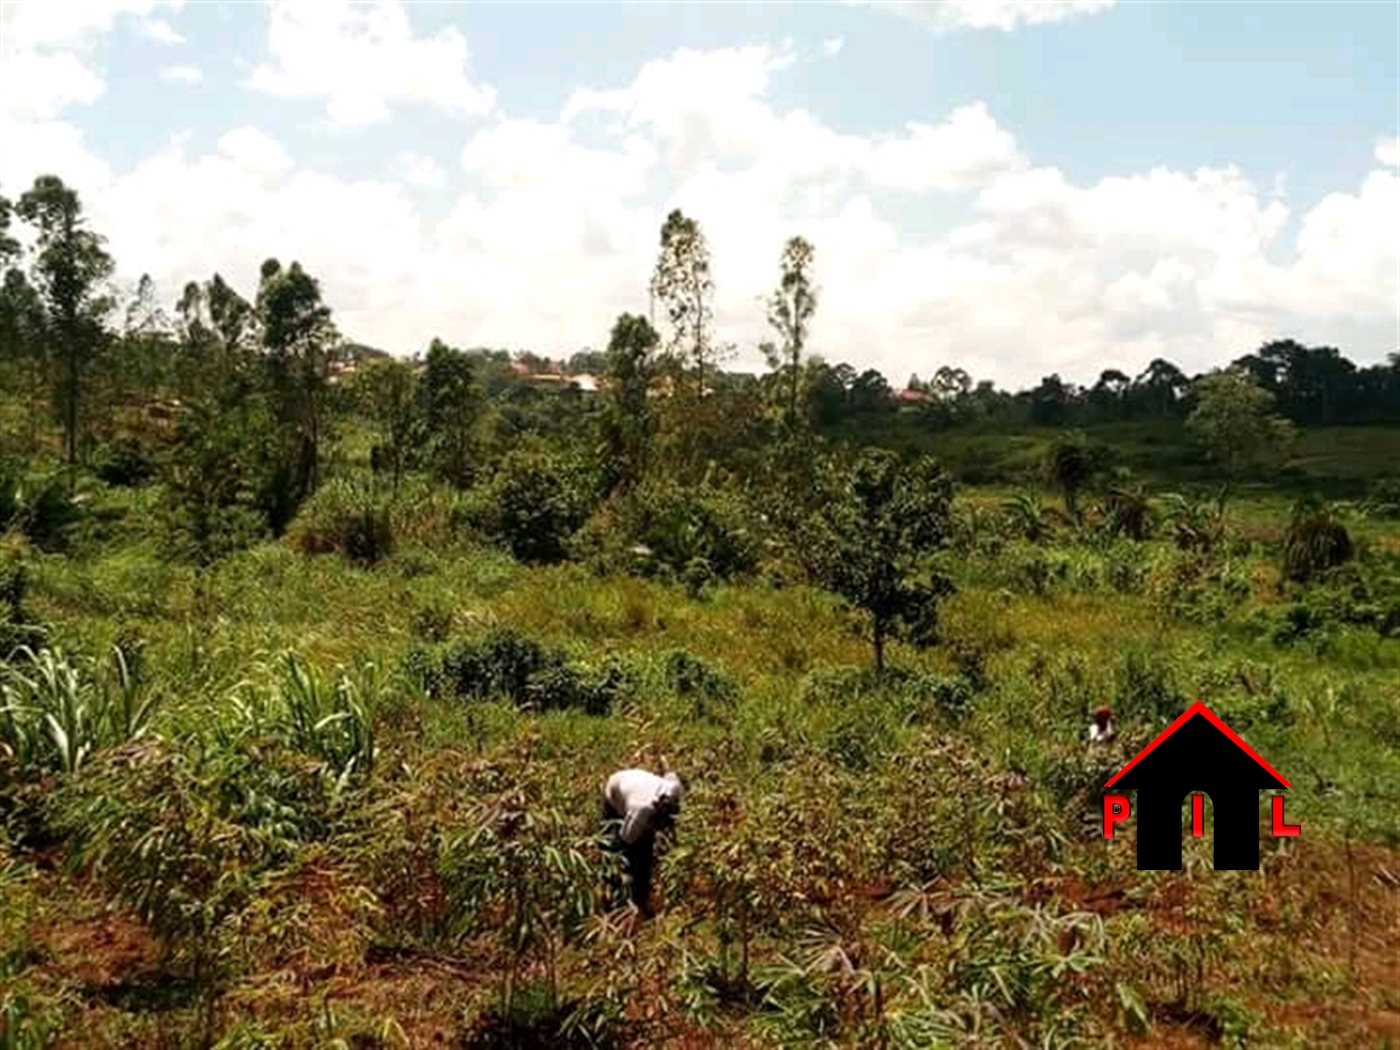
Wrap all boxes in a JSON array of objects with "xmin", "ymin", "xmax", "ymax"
[
  {"xmin": 605, "ymin": 769, "xmax": 684, "ymax": 845},
  {"xmin": 1088, "ymin": 720, "xmax": 1116, "ymax": 745}
]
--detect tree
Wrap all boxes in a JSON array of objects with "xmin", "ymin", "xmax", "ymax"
[
  {"xmin": 799, "ymin": 449, "xmax": 956, "ymax": 672},
  {"xmin": 849, "ymin": 369, "xmax": 893, "ymax": 416},
  {"xmin": 158, "ymin": 398, "xmax": 272, "ymax": 613},
  {"xmin": 931, "ymin": 366, "xmax": 972, "ymax": 404},
  {"xmin": 15, "ymin": 175, "xmax": 116, "ymax": 469},
  {"xmin": 114, "ymin": 273, "xmax": 176, "ymax": 403},
  {"xmin": 765, "ymin": 235, "xmax": 817, "ymax": 434},
  {"xmin": 1028, "ymin": 374, "xmax": 1075, "ymax": 427},
  {"xmin": 1089, "ymin": 369, "xmax": 1131, "ymax": 421},
  {"xmin": 256, "ymin": 258, "xmax": 337, "ymax": 510},
  {"xmin": 600, "ymin": 312, "xmax": 658, "ymax": 494},
  {"xmin": 0, "ymin": 198, "xmax": 45, "ymax": 452},
  {"xmin": 1045, "ymin": 431, "xmax": 1096, "ymax": 521},
  {"xmin": 650, "ymin": 209, "xmax": 717, "ymax": 398},
  {"xmin": 417, "ymin": 337, "xmax": 482, "ymax": 488},
  {"xmin": 1185, "ymin": 368, "xmax": 1296, "ymax": 476},
  {"xmin": 1130, "ymin": 358, "xmax": 1189, "ymax": 419},
  {"xmin": 353, "ymin": 357, "xmax": 419, "ymax": 495}
]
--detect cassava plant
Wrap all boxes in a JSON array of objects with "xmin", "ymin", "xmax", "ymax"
[{"xmin": 438, "ymin": 740, "xmax": 601, "ymax": 1019}]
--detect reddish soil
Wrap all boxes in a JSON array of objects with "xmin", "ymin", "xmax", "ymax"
[{"xmin": 12, "ymin": 834, "xmax": 1399, "ymax": 1049}]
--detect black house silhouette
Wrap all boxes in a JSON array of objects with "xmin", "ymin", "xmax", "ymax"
[{"xmin": 1106, "ymin": 700, "xmax": 1290, "ymax": 871}]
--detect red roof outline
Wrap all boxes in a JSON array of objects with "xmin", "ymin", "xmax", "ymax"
[{"xmin": 1104, "ymin": 700, "xmax": 1291, "ymax": 789}]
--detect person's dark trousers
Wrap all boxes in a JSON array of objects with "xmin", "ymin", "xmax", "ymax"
[
  {"xmin": 599, "ymin": 806, "xmax": 646, "ymax": 912},
  {"xmin": 601, "ymin": 799, "xmax": 657, "ymax": 914}
]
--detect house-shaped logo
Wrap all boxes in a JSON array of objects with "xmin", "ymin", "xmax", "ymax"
[{"xmin": 1102, "ymin": 701, "xmax": 1300, "ymax": 871}]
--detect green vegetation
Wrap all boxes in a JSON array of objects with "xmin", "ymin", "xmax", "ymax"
[{"xmin": 1, "ymin": 173, "xmax": 1399, "ymax": 1048}]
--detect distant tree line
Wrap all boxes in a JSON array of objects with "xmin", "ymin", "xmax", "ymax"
[{"xmin": 3, "ymin": 173, "xmax": 1398, "ymax": 667}]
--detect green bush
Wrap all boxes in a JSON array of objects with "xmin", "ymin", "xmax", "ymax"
[
  {"xmin": 0, "ymin": 471, "xmax": 82, "ymax": 552},
  {"xmin": 1282, "ymin": 497, "xmax": 1353, "ymax": 583},
  {"xmin": 405, "ymin": 627, "xmax": 624, "ymax": 716},
  {"xmin": 663, "ymin": 649, "xmax": 738, "ymax": 705},
  {"xmin": 580, "ymin": 480, "xmax": 761, "ymax": 587},
  {"xmin": 0, "ymin": 545, "xmax": 44, "ymax": 658},
  {"xmin": 487, "ymin": 448, "xmax": 597, "ymax": 565},
  {"xmin": 1363, "ymin": 477, "xmax": 1400, "ymax": 519},
  {"xmin": 287, "ymin": 478, "xmax": 394, "ymax": 567},
  {"xmin": 92, "ymin": 435, "xmax": 159, "ymax": 487}
]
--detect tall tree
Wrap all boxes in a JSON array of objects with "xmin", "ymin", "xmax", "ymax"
[
  {"xmin": 650, "ymin": 209, "xmax": 717, "ymax": 399},
  {"xmin": 115, "ymin": 273, "xmax": 176, "ymax": 402},
  {"xmin": 417, "ymin": 337, "xmax": 482, "ymax": 488},
  {"xmin": 353, "ymin": 357, "xmax": 419, "ymax": 496},
  {"xmin": 765, "ymin": 235, "xmax": 817, "ymax": 434},
  {"xmin": 600, "ymin": 312, "xmax": 658, "ymax": 494},
  {"xmin": 256, "ymin": 258, "xmax": 337, "ymax": 506},
  {"xmin": 0, "ymin": 197, "xmax": 45, "ymax": 451},
  {"xmin": 1130, "ymin": 358, "xmax": 1189, "ymax": 418},
  {"xmin": 15, "ymin": 175, "xmax": 116, "ymax": 468}
]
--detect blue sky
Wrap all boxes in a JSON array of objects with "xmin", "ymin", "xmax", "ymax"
[{"xmin": 1, "ymin": 0, "xmax": 1396, "ymax": 389}]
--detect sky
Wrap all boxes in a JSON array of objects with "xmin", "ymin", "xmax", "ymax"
[{"xmin": 1, "ymin": 0, "xmax": 1396, "ymax": 391}]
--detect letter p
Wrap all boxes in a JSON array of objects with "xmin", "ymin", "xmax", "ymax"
[{"xmin": 1103, "ymin": 794, "xmax": 1131, "ymax": 838}]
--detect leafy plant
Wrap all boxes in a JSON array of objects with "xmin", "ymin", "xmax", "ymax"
[
  {"xmin": 439, "ymin": 753, "xmax": 601, "ymax": 1019},
  {"xmin": 1282, "ymin": 497, "xmax": 1353, "ymax": 582},
  {"xmin": 1002, "ymin": 492, "xmax": 1051, "ymax": 543},
  {"xmin": 287, "ymin": 477, "xmax": 394, "ymax": 567},
  {"xmin": 798, "ymin": 449, "xmax": 956, "ymax": 672},
  {"xmin": 0, "ymin": 645, "xmax": 158, "ymax": 779}
]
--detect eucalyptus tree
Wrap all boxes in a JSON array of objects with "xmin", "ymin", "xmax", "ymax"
[{"xmin": 15, "ymin": 175, "xmax": 116, "ymax": 468}]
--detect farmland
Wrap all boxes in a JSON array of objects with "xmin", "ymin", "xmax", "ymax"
[
  {"xmin": 3, "ymin": 414, "xmax": 1400, "ymax": 1048},
  {"xmin": 2, "ymin": 177, "xmax": 1399, "ymax": 1048}
]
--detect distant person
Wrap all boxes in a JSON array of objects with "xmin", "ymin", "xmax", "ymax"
[
  {"xmin": 1088, "ymin": 705, "xmax": 1117, "ymax": 746},
  {"xmin": 602, "ymin": 767, "xmax": 684, "ymax": 918}
]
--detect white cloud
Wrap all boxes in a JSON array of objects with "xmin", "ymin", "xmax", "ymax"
[
  {"xmin": 217, "ymin": 127, "xmax": 293, "ymax": 178},
  {"xmin": 1376, "ymin": 136, "xmax": 1400, "ymax": 168},
  {"xmin": 159, "ymin": 64, "xmax": 202, "ymax": 84},
  {"xmin": 821, "ymin": 37, "xmax": 845, "ymax": 56},
  {"xmin": 0, "ymin": 0, "xmax": 183, "ymax": 120},
  {"xmin": 1, "ymin": 0, "xmax": 182, "ymax": 48},
  {"xmin": 2, "ymin": 34, "xmax": 1394, "ymax": 390},
  {"xmin": 851, "ymin": 0, "xmax": 1116, "ymax": 32},
  {"xmin": 395, "ymin": 151, "xmax": 446, "ymax": 189},
  {"xmin": 139, "ymin": 17, "xmax": 185, "ymax": 45},
  {"xmin": 244, "ymin": 0, "xmax": 496, "ymax": 126}
]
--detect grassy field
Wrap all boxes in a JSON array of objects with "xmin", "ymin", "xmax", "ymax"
[{"xmin": 2, "ymin": 425, "xmax": 1400, "ymax": 1049}]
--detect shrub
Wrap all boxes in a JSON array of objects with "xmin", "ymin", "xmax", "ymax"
[
  {"xmin": 1282, "ymin": 497, "xmax": 1353, "ymax": 583},
  {"xmin": 1270, "ymin": 602, "xmax": 1330, "ymax": 647},
  {"xmin": 1363, "ymin": 477, "xmax": 1400, "ymax": 520},
  {"xmin": 92, "ymin": 435, "xmax": 158, "ymax": 487},
  {"xmin": 1002, "ymin": 492, "xmax": 1051, "ymax": 543},
  {"xmin": 1161, "ymin": 491, "xmax": 1227, "ymax": 554},
  {"xmin": 523, "ymin": 659, "xmax": 630, "ymax": 717},
  {"xmin": 585, "ymin": 480, "xmax": 761, "ymax": 586},
  {"xmin": 287, "ymin": 478, "xmax": 394, "ymax": 566},
  {"xmin": 1101, "ymin": 483, "xmax": 1154, "ymax": 541},
  {"xmin": 1115, "ymin": 647, "xmax": 1183, "ymax": 725},
  {"xmin": 0, "ymin": 545, "xmax": 44, "ymax": 658},
  {"xmin": 663, "ymin": 649, "xmax": 738, "ymax": 705},
  {"xmin": 1044, "ymin": 432, "xmax": 1101, "ymax": 519},
  {"xmin": 406, "ymin": 627, "xmax": 623, "ymax": 716},
  {"xmin": 488, "ymin": 448, "xmax": 597, "ymax": 565},
  {"xmin": 0, "ymin": 471, "xmax": 82, "ymax": 552},
  {"xmin": 44, "ymin": 738, "xmax": 325, "ymax": 1011}
]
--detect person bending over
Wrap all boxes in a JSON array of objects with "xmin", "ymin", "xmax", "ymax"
[{"xmin": 601, "ymin": 767, "xmax": 684, "ymax": 918}]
